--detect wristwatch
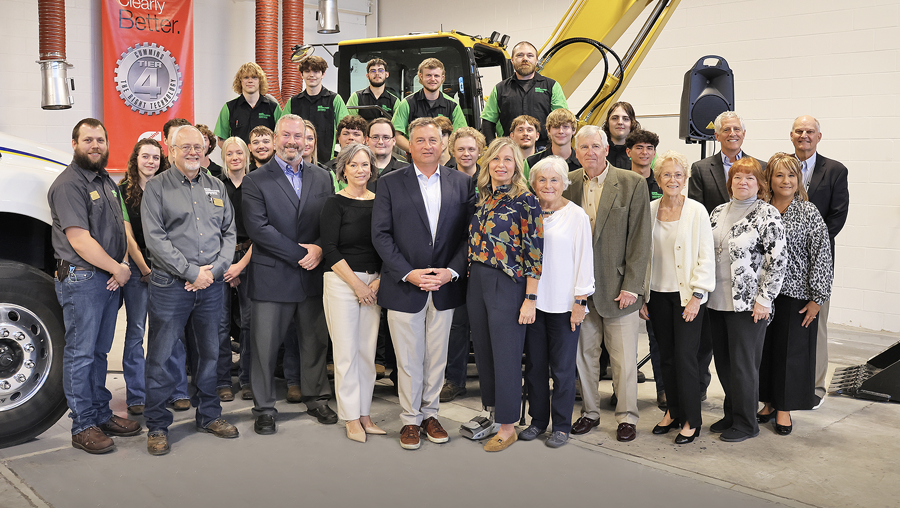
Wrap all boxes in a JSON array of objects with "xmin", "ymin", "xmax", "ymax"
[
  {"xmin": 692, "ymin": 292, "xmax": 703, "ymax": 300},
  {"xmin": 525, "ymin": 293, "xmax": 537, "ymax": 301},
  {"xmin": 574, "ymin": 299, "xmax": 588, "ymax": 306}
]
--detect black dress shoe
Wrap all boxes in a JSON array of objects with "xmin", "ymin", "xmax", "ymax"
[
  {"xmin": 652, "ymin": 419, "xmax": 681, "ymax": 435},
  {"xmin": 775, "ymin": 415, "xmax": 793, "ymax": 435},
  {"xmin": 675, "ymin": 428, "xmax": 699, "ymax": 444},
  {"xmin": 254, "ymin": 415, "xmax": 276, "ymax": 435},
  {"xmin": 609, "ymin": 392, "xmax": 618, "ymax": 407},
  {"xmin": 709, "ymin": 418, "xmax": 732, "ymax": 433},
  {"xmin": 616, "ymin": 423, "xmax": 637, "ymax": 442},
  {"xmin": 756, "ymin": 410, "xmax": 776, "ymax": 424},
  {"xmin": 307, "ymin": 404, "xmax": 338, "ymax": 425},
  {"xmin": 570, "ymin": 416, "xmax": 600, "ymax": 435}
]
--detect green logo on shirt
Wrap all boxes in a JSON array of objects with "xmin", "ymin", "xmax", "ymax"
[
  {"xmin": 534, "ymin": 87, "xmax": 548, "ymax": 93},
  {"xmin": 317, "ymin": 105, "xmax": 331, "ymax": 112},
  {"xmin": 259, "ymin": 112, "xmax": 272, "ymax": 119}
]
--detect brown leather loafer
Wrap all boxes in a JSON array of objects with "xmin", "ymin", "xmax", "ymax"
[
  {"xmin": 147, "ymin": 431, "xmax": 169, "ymax": 456},
  {"xmin": 198, "ymin": 418, "xmax": 240, "ymax": 438},
  {"xmin": 172, "ymin": 399, "xmax": 191, "ymax": 411},
  {"xmin": 375, "ymin": 364, "xmax": 386, "ymax": 380},
  {"xmin": 100, "ymin": 415, "xmax": 142, "ymax": 437},
  {"xmin": 217, "ymin": 386, "xmax": 234, "ymax": 402},
  {"xmin": 571, "ymin": 416, "xmax": 600, "ymax": 435},
  {"xmin": 72, "ymin": 426, "xmax": 115, "ymax": 454},
  {"xmin": 399, "ymin": 424, "xmax": 420, "ymax": 450},
  {"xmin": 286, "ymin": 385, "xmax": 303, "ymax": 403},
  {"xmin": 421, "ymin": 417, "xmax": 449, "ymax": 443},
  {"xmin": 483, "ymin": 431, "xmax": 517, "ymax": 452},
  {"xmin": 616, "ymin": 423, "xmax": 637, "ymax": 442}
]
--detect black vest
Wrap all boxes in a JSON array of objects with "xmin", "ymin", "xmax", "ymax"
[
  {"xmin": 495, "ymin": 73, "xmax": 557, "ymax": 148},
  {"xmin": 226, "ymin": 94, "xmax": 280, "ymax": 144},
  {"xmin": 353, "ymin": 87, "xmax": 400, "ymax": 122},
  {"xmin": 405, "ymin": 89, "xmax": 458, "ymax": 127},
  {"xmin": 290, "ymin": 88, "xmax": 338, "ymax": 163}
]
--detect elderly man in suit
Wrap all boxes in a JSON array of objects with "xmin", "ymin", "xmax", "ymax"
[
  {"xmin": 372, "ymin": 117, "xmax": 476, "ymax": 450},
  {"xmin": 241, "ymin": 114, "xmax": 338, "ymax": 435},
  {"xmin": 564, "ymin": 125, "xmax": 651, "ymax": 442},
  {"xmin": 790, "ymin": 115, "xmax": 849, "ymax": 409}
]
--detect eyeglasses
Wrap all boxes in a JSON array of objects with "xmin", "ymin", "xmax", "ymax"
[
  {"xmin": 368, "ymin": 69, "xmax": 386, "ymax": 74},
  {"xmin": 177, "ymin": 145, "xmax": 204, "ymax": 154},
  {"xmin": 659, "ymin": 172, "xmax": 686, "ymax": 180},
  {"xmin": 368, "ymin": 135, "xmax": 393, "ymax": 142}
]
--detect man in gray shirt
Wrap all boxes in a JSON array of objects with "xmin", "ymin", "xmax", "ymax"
[{"xmin": 141, "ymin": 126, "xmax": 238, "ymax": 455}]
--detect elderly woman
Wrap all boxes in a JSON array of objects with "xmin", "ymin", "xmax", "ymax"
[
  {"xmin": 466, "ymin": 137, "xmax": 543, "ymax": 452},
  {"xmin": 519, "ymin": 156, "xmax": 594, "ymax": 449},
  {"xmin": 320, "ymin": 143, "xmax": 385, "ymax": 443},
  {"xmin": 757, "ymin": 153, "xmax": 833, "ymax": 435},
  {"xmin": 708, "ymin": 157, "xmax": 786, "ymax": 443},
  {"xmin": 641, "ymin": 151, "xmax": 715, "ymax": 444},
  {"xmin": 216, "ymin": 137, "xmax": 254, "ymax": 401}
]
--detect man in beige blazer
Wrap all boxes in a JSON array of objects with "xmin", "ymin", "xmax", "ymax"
[{"xmin": 563, "ymin": 125, "xmax": 651, "ymax": 442}]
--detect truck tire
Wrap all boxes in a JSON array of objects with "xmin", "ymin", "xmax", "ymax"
[{"xmin": 0, "ymin": 261, "xmax": 67, "ymax": 448}]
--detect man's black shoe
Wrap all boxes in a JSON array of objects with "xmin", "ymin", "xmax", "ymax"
[
  {"xmin": 254, "ymin": 415, "xmax": 276, "ymax": 435},
  {"xmin": 307, "ymin": 404, "xmax": 338, "ymax": 425}
]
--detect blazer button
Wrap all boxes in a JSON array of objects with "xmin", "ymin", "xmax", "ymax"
[
  {"xmin": 677, "ymin": 264, "xmax": 681, "ymax": 269},
  {"xmin": 676, "ymin": 245, "xmax": 681, "ymax": 250}
]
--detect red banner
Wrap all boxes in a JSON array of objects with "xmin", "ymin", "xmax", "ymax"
[{"xmin": 102, "ymin": 0, "xmax": 194, "ymax": 171}]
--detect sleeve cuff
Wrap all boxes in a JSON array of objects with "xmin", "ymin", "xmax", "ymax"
[
  {"xmin": 755, "ymin": 295, "xmax": 772, "ymax": 308},
  {"xmin": 448, "ymin": 268, "xmax": 459, "ymax": 281}
]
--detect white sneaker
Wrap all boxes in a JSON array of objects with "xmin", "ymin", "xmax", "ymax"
[{"xmin": 812, "ymin": 395, "xmax": 825, "ymax": 410}]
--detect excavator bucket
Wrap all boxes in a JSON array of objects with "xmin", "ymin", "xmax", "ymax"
[{"xmin": 829, "ymin": 340, "xmax": 900, "ymax": 402}]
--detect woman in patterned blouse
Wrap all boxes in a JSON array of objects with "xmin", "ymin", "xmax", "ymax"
[
  {"xmin": 466, "ymin": 137, "xmax": 543, "ymax": 452},
  {"xmin": 707, "ymin": 157, "xmax": 786, "ymax": 443},
  {"xmin": 757, "ymin": 153, "xmax": 833, "ymax": 435}
]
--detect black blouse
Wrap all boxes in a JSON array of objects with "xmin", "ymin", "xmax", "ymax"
[
  {"xmin": 220, "ymin": 173, "xmax": 248, "ymax": 242},
  {"xmin": 320, "ymin": 195, "xmax": 382, "ymax": 273}
]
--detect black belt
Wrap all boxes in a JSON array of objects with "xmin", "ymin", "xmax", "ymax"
[
  {"xmin": 235, "ymin": 239, "xmax": 252, "ymax": 251},
  {"xmin": 56, "ymin": 259, "xmax": 108, "ymax": 282}
]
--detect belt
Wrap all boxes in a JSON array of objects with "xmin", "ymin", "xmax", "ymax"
[
  {"xmin": 56, "ymin": 259, "xmax": 107, "ymax": 282},
  {"xmin": 235, "ymin": 239, "xmax": 252, "ymax": 252}
]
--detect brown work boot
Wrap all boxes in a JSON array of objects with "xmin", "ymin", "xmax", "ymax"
[
  {"xmin": 147, "ymin": 431, "xmax": 170, "ymax": 456},
  {"xmin": 72, "ymin": 426, "xmax": 115, "ymax": 454},
  {"xmin": 421, "ymin": 417, "xmax": 449, "ymax": 443},
  {"xmin": 399, "ymin": 424, "xmax": 420, "ymax": 450},
  {"xmin": 100, "ymin": 415, "xmax": 142, "ymax": 437},
  {"xmin": 286, "ymin": 385, "xmax": 303, "ymax": 403},
  {"xmin": 127, "ymin": 404, "xmax": 144, "ymax": 415},
  {"xmin": 172, "ymin": 399, "xmax": 191, "ymax": 411},
  {"xmin": 198, "ymin": 418, "xmax": 240, "ymax": 438},
  {"xmin": 218, "ymin": 386, "xmax": 234, "ymax": 402},
  {"xmin": 240, "ymin": 385, "xmax": 253, "ymax": 400}
]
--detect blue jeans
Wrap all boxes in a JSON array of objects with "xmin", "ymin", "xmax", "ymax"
[
  {"xmin": 145, "ymin": 271, "xmax": 224, "ymax": 432},
  {"xmin": 121, "ymin": 264, "xmax": 189, "ymax": 406},
  {"xmin": 55, "ymin": 268, "xmax": 118, "ymax": 434}
]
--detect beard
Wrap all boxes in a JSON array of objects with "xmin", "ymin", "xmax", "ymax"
[
  {"xmin": 278, "ymin": 143, "xmax": 302, "ymax": 162},
  {"xmin": 514, "ymin": 61, "xmax": 536, "ymax": 76},
  {"xmin": 368, "ymin": 76, "xmax": 386, "ymax": 87},
  {"xmin": 72, "ymin": 148, "xmax": 109, "ymax": 173},
  {"xmin": 253, "ymin": 152, "xmax": 274, "ymax": 166}
]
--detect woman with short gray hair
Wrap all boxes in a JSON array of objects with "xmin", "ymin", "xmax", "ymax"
[{"xmin": 520, "ymin": 156, "xmax": 594, "ymax": 449}]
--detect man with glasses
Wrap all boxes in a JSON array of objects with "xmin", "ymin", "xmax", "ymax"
[
  {"xmin": 347, "ymin": 59, "xmax": 401, "ymax": 123},
  {"xmin": 366, "ymin": 118, "xmax": 406, "ymax": 191},
  {"xmin": 141, "ymin": 126, "xmax": 238, "ymax": 455}
]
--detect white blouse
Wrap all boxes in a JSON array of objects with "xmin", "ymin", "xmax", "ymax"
[
  {"xmin": 535, "ymin": 201, "xmax": 595, "ymax": 313},
  {"xmin": 650, "ymin": 219, "xmax": 680, "ymax": 293}
]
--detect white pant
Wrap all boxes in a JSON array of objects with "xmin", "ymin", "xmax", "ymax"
[
  {"xmin": 387, "ymin": 293, "xmax": 454, "ymax": 426},
  {"xmin": 323, "ymin": 272, "xmax": 381, "ymax": 421}
]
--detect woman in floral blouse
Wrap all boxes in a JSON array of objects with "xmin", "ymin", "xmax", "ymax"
[
  {"xmin": 707, "ymin": 157, "xmax": 786, "ymax": 443},
  {"xmin": 757, "ymin": 153, "xmax": 832, "ymax": 435},
  {"xmin": 466, "ymin": 137, "xmax": 543, "ymax": 452}
]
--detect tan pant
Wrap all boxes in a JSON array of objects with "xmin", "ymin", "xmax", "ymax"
[
  {"xmin": 576, "ymin": 300, "xmax": 640, "ymax": 424},
  {"xmin": 815, "ymin": 299, "xmax": 831, "ymax": 399},
  {"xmin": 387, "ymin": 293, "xmax": 454, "ymax": 426}
]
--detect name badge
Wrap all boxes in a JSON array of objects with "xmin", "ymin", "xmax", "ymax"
[
  {"xmin": 90, "ymin": 191, "xmax": 100, "ymax": 200},
  {"xmin": 213, "ymin": 198, "xmax": 224, "ymax": 207}
]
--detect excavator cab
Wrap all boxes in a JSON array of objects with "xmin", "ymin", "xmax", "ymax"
[{"xmin": 336, "ymin": 31, "xmax": 511, "ymax": 129}]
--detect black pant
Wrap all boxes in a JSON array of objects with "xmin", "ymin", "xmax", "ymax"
[
  {"xmin": 467, "ymin": 262, "xmax": 526, "ymax": 424},
  {"xmin": 648, "ymin": 292, "xmax": 706, "ymax": 429},
  {"xmin": 709, "ymin": 309, "xmax": 768, "ymax": 435},
  {"xmin": 524, "ymin": 310, "xmax": 580, "ymax": 434},
  {"xmin": 759, "ymin": 294, "xmax": 818, "ymax": 411}
]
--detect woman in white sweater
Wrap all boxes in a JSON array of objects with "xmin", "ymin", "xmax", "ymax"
[{"xmin": 641, "ymin": 151, "xmax": 715, "ymax": 444}]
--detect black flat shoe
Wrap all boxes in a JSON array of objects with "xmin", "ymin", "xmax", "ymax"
[
  {"xmin": 756, "ymin": 410, "xmax": 776, "ymax": 424},
  {"xmin": 675, "ymin": 429, "xmax": 699, "ymax": 445},
  {"xmin": 775, "ymin": 415, "xmax": 793, "ymax": 435},
  {"xmin": 652, "ymin": 420, "xmax": 681, "ymax": 435}
]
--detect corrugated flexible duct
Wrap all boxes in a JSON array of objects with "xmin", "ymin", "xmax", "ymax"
[
  {"xmin": 256, "ymin": 0, "xmax": 281, "ymax": 105},
  {"xmin": 37, "ymin": 0, "xmax": 73, "ymax": 109},
  {"xmin": 281, "ymin": 0, "xmax": 304, "ymax": 104}
]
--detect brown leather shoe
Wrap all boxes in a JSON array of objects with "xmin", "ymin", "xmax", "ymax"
[
  {"xmin": 483, "ymin": 431, "xmax": 517, "ymax": 452},
  {"xmin": 218, "ymin": 386, "xmax": 234, "ymax": 402},
  {"xmin": 72, "ymin": 426, "xmax": 115, "ymax": 454},
  {"xmin": 100, "ymin": 415, "xmax": 142, "ymax": 437},
  {"xmin": 286, "ymin": 385, "xmax": 303, "ymax": 403},
  {"xmin": 172, "ymin": 399, "xmax": 190, "ymax": 411},
  {"xmin": 399, "ymin": 424, "xmax": 420, "ymax": 450},
  {"xmin": 198, "ymin": 418, "xmax": 239, "ymax": 438},
  {"xmin": 375, "ymin": 364, "xmax": 386, "ymax": 380},
  {"xmin": 421, "ymin": 417, "xmax": 449, "ymax": 443},
  {"xmin": 127, "ymin": 404, "xmax": 144, "ymax": 415},
  {"xmin": 240, "ymin": 385, "xmax": 253, "ymax": 400},
  {"xmin": 147, "ymin": 431, "xmax": 170, "ymax": 456},
  {"xmin": 616, "ymin": 423, "xmax": 637, "ymax": 442},
  {"xmin": 571, "ymin": 416, "xmax": 600, "ymax": 435}
]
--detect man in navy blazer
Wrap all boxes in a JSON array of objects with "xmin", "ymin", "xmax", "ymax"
[
  {"xmin": 372, "ymin": 117, "xmax": 475, "ymax": 449},
  {"xmin": 241, "ymin": 114, "xmax": 338, "ymax": 434},
  {"xmin": 791, "ymin": 115, "xmax": 850, "ymax": 407}
]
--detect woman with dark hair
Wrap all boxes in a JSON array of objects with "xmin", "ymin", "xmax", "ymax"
[
  {"xmin": 466, "ymin": 137, "xmax": 543, "ymax": 452},
  {"xmin": 757, "ymin": 153, "xmax": 832, "ymax": 435},
  {"xmin": 320, "ymin": 143, "xmax": 384, "ymax": 442},
  {"xmin": 196, "ymin": 124, "xmax": 221, "ymax": 177},
  {"xmin": 707, "ymin": 157, "xmax": 786, "ymax": 443},
  {"xmin": 119, "ymin": 138, "xmax": 190, "ymax": 415},
  {"xmin": 601, "ymin": 101, "xmax": 641, "ymax": 170}
]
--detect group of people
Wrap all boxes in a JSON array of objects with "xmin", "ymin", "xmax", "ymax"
[{"xmin": 48, "ymin": 41, "xmax": 849, "ymax": 456}]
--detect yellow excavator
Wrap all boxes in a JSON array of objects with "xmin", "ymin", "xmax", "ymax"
[{"xmin": 329, "ymin": 0, "xmax": 681, "ymax": 128}]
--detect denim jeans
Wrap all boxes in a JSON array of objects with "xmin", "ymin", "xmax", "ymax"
[
  {"xmin": 217, "ymin": 250, "xmax": 252, "ymax": 388},
  {"xmin": 55, "ymin": 268, "xmax": 118, "ymax": 434},
  {"xmin": 145, "ymin": 270, "xmax": 225, "ymax": 432},
  {"xmin": 121, "ymin": 264, "xmax": 189, "ymax": 406}
]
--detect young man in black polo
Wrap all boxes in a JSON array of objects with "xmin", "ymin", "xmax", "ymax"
[
  {"xmin": 347, "ymin": 58, "xmax": 401, "ymax": 122},
  {"xmin": 524, "ymin": 108, "xmax": 581, "ymax": 180},
  {"xmin": 282, "ymin": 55, "xmax": 349, "ymax": 164},
  {"xmin": 214, "ymin": 63, "xmax": 281, "ymax": 149},
  {"xmin": 391, "ymin": 58, "xmax": 467, "ymax": 152}
]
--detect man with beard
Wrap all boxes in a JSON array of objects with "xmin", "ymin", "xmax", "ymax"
[
  {"xmin": 392, "ymin": 58, "xmax": 467, "ymax": 153},
  {"xmin": 347, "ymin": 58, "xmax": 401, "ymax": 122},
  {"xmin": 481, "ymin": 41, "xmax": 568, "ymax": 150},
  {"xmin": 48, "ymin": 118, "xmax": 142, "ymax": 454},
  {"xmin": 141, "ymin": 126, "xmax": 238, "ymax": 455},
  {"xmin": 242, "ymin": 114, "xmax": 338, "ymax": 435},
  {"xmin": 248, "ymin": 125, "xmax": 275, "ymax": 171}
]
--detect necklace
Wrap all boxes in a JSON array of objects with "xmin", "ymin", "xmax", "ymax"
[{"xmin": 340, "ymin": 188, "xmax": 372, "ymax": 200}]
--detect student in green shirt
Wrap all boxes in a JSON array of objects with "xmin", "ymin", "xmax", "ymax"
[
  {"xmin": 391, "ymin": 58, "xmax": 467, "ymax": 152},
  {"xmin": 282, "ymin": 55, "xmax": 349, "ymax": 163}
]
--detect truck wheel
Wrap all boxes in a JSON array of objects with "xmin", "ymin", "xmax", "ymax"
[{"xmin": 0, "ymin": 261, "xmax": 67, "ymax": 448}]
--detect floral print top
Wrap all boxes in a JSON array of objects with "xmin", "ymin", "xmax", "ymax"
[{"xmin": 468, "ymin": 185, "xmax": 543, "ymax": 281}]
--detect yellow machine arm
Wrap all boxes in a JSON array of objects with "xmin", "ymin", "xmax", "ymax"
[{"xmin": 538, "ymin": 0, "xmax": 681, "ymax": 126}]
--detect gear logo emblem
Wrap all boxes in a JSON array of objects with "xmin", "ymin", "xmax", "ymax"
[{"xmin": 114, "ymin": 42, "xmax": 183, "ymax": 115}]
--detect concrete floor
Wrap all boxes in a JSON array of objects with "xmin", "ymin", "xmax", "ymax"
[{"xmin": 1, "ymin": 314, "xmax": 898, "ymax": 508}]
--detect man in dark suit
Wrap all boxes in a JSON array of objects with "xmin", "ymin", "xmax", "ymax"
[
  {"xmin": 372, "ymin": 117, "xmax": 476, "ymax": 450},
  {"xmin": 241, "ymin": 114, "xmax": 338, "ymax": 435},
  {"xmin": 791, "ymin": 115, "xmax": 849, "ymax": 408}
]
